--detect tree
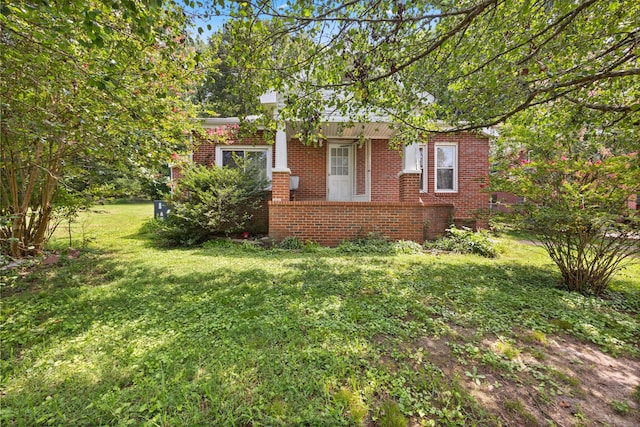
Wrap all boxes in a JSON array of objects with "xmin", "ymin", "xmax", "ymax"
[
  {"xmin": 156, "ymin": 159, "xmax": 269, "ymax": 246},
  {"xmin": 198, "ymin": 0, "xmax": 638, "ymax": 143},
  {"xmin": 191, "ymin": 30, "xmax": 262, "ymax": 118},
  {"xmin": 1, "ymin": 0, "xmax": 204, "ymax": 257},
  {"xmin": 492, "ymin": 102, "xmax": 639, "ymax": 294}
]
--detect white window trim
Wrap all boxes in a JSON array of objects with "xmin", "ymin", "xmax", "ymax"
[
  {"xmin": 215, "ymin": 145, "xmax": 273, "ymax": 187},
  {"xmin": 419, "ymin": 145, "xmax": 428, "ymax": 193},
  {"xmin": 352, "ymin": 140, "xmax": 371, "ymax": 201},
  {"xmin": 434, "ymin": 142, "xmax": 458, "ymax": 193}
]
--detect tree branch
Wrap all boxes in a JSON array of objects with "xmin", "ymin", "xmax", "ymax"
[{"xmin": 566, "ymin": 97, "xmax": 636, "ymax": 113}]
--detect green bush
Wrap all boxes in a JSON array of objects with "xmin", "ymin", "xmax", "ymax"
[
  {"xmin": 337, "ymin": 233, "xmax": 393, "ymax": 254},
  {"xmin": 424, "ymin": 226, "xmax": 497, "ymax": 258},
  {"xmin": 277, "ymin": 236, "xmax": 304, "ymax": 250},
  {"xmin": 275, "ymin": 237, "xmax": 322, "ymax": 252},
  {"xmin": 391, "ymin": 240, "xmax": 424, "ymax": 254},
  {"xmin": 337, "ymin": 234, "xmax": 428, "ymax": 255},
  {"xmin": 494, "ymin": 153, "xmax": 640, "ymax": 295},
  {"xmin": 155, "ymin": 161, "xmax": 268, "ymax": 246},
  {"xmin": 303, "ymin": 239, "xmax": 321, "ymax": 252}
]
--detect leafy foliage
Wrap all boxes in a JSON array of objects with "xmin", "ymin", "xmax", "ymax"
[
  {"xmin": 0, "ymin": 0, "xmax": 203, "ymax": 257},
  {"xmin": 337, "ymin": 232, "xmax": 394, "ymax": 254},
  {"xmin": 69, "ymin": 160, "xmax": 172, "ymax": 201},
  {"xmin": 336, "ymin": 233, "xmax": 425, "ymax": 255},
  {"xmin": 391, "ymin": 240, "xmax": 426, "ymax": 255},
  {"xmin": 500, "ymin": 154, "xmax": 639, "ymax": 295},
  {"xmin": 493, "ymin": 98, "xmax": 640, "ymax": 295},
  {"xmin": 277, "ymin": 236, "xmax": 305, "ymax": 250},
  {"xmin": 156, "ymin": 161, "xmax": 268, "ymax": 246},
  {"xmin": 425, "ymin": 226, "xmax": 498, "ymax": 258},
  {"xmin": 202, "ymin": 1, "xmax": 639, "ymax": 144},
  {"xmin": 191, "ymin": 30, "xmax": 263, "ymax": 118},
  {"xmin": 377, "ymin": 400, "xmax": 408, "ymax": 427}
]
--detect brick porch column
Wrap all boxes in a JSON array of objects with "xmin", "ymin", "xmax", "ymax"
[
  {"xmin": 399, "ymin": 142, "xmax": 422, "ymax": 203},
  {"xmin": 399, "ymin": 171, "xmax": 422, "ymax": 203},
  {"xmin": 271, "ymin": 170, "xmax": 291, "ymax": 202},
  {"xmin": 271, "ymin": 126, "xmax": 290, "ymax": 202}
]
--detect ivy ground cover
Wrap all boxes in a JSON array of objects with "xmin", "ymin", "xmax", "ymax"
[{"xmin": 1, "ymin": 203, "xmax": 639, "ymax": 426}]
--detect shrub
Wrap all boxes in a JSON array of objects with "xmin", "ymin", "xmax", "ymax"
[
  {"xmin": 155, "ymin": 161, "xmax": 268, "ymax": 246},
  {"xmin": 277, "ymin": 236, "xmax": 304, "ymax": 250},
  {"xmin": 424, "ymin": 226, "xmax": 497, "ymax": 258},
  {"xmin": 303, "ymin": 239, "xmax": 321, "ymax": 252},
  {"xmin": 336, "ymin": 234, "xmax": 428, "ymax": 255},
  {"xmin": 391, "ymin": 240, "xmax": 424, "ymax": 255},
  {"xmin": 494, "ymin": 153, "xmax": 640, "ymax": 295},
  {"xmin": 337, "ymin": 233, "xmax": 393, "ymax": 254},
  {"xmin": 138, "ymin": 218, "xmax": 164, "ymax": 235},
  {"xmin": 275, "ymin": 237, "xmax": 322, "ymax": 252},
  {"xmin": 531, "ymin": 208, "xmax": 640, "ymax": 295}
]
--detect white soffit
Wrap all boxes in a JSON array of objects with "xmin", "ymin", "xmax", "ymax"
[{"xmin": 286, "ymin": 121, "xmax": 396, "ymax": 140}]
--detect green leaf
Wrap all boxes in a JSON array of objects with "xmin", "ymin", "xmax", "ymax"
[{"xmin": 92, "ymin": 34, "xmax": 104, "ymax": 48}]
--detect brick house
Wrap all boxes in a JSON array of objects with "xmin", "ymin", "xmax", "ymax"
[{"xmin": 172, "ymin": 93, "xmax": 490, "ymax": 246}]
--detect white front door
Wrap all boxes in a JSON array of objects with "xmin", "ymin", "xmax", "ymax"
[{"xmin": 327, "ymin": 143, "xmax": 353, "ymax": 201}]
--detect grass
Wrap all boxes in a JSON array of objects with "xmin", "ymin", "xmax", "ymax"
[{"xmin": 1, "ymin": 202, "xmax": 639, "ymax": 426}]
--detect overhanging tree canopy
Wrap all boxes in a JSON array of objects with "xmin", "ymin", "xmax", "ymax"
[{"xmin": 202, "ymin": 0, "xmax": 638, "ymax": 141}]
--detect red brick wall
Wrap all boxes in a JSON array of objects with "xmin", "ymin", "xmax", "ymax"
[
  {"xmin": 271, "ymin": 171, "xmax": 290, "ymax": 203},
  {"xmin": 491, "ymin": 191, "xmax": 521, "ymax": 213},
  {"xmin": 399, "ymin": 172, "xmax": 421, "ymax": 203},
  {"xmin": 192, "ymin": 142, "xmax": 216, "ymax": 166},
  {"xmin": 287, "ymin": 139, "xmax": 402, "ymax": 202},
  {"xmin": 286, "ymin": 138, "xmax": 404, "ymax": 202},
  {"xmin": 371, "ymin": 139, "xmax": 403, "ymax": 201},
  {"xmin": 287, "ymin": 139, "xmax": 326, "ymax": 200},
  {"xmin": 170, "ymin": 167, "xmax": 182, "ymax": 181},
  {"xmin": 269, "ymin": 201, "xmax": 454, "ymax": 246},
  {"xmin": 425, "ymin": 205, "xmax": 455, "ymax": 240},
  {"xmin": 187, "ymin": 132, "xmax": 489, "ymax": 225},
  {"xmin": 421, "ymin": 132, "xmax": 490, "ymax": 225},
  {"xmin": 192, "ymin": 130, "xmax": 275, "ymax": 167}
]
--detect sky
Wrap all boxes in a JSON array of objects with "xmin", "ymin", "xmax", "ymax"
[{"xmin": 185, "ymin": 1, "xmax": 290, "ymax": 41}]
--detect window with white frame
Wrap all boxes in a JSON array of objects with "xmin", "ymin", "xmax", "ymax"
[
  {"xmin": 435, "ymin": 143, "xmax": 458, "ymax": 192},
  {"xmin": 215, "ymin": 146, "xmax": 272, "ymax": 183},
  {"xmin": 418, "ymin": 145, "xmax": 428, "ymax": 192}
]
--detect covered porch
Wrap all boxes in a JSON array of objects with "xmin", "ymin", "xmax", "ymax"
[{"xmin": 266, "ymin": 120, "xmax": 454, "ymax": 245}]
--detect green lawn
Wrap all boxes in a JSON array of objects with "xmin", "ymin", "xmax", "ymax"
[{"xmin": 1, "ymin": 203, "xmax": 639, "ymax": 426}]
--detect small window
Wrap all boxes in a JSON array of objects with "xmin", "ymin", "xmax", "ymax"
[
  {"xmin": 330, "ymin": 146, "xmax": 350, "ymax": 176},
  {"xmin": 216, "ymin": 146, "xmax": 272, "ymax": 183},
  {"xmin": 435, "ymin": 143, "xmax": 457, "ymax": 192}
]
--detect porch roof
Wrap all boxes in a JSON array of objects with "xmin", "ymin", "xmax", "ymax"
[{"xmin": 286, "ymin": 121, "xmax": 397, "ymax": 140}]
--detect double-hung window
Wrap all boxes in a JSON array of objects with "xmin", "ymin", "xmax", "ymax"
[
  {"xmin": 215, "ymin": 146, "xmax": 272, "ymax": 184},
  {"xmin": 435, "ymin": 143, "xmax": 458, "ymax": 192}
]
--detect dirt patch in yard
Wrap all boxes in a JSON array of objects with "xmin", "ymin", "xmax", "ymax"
[{"xmin": 415, "ymin": 329, "xmax": 640, "ymax": 426}]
